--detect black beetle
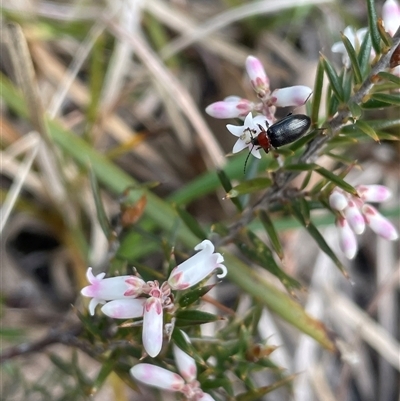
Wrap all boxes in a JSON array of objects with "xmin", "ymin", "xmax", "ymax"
[{"xmin": 244, "ymin": 114, "xmax": 311, "ymax": 173}]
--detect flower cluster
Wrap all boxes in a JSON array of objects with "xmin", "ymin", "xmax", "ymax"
[
  {"xmin": 205, "ymin": 55, "xmax": 312, "ymax": 159},
  {"xmin": 332, "ymin": 0, "xmax": 400, "ymax": 74},
  {"xmin": 329, "ymin": 185, "xmax": 398, "ymax": 259},
  {"xmin": 81, "ymin": 240, "xmax": 226, "ymax": 357},
  {"xmin": 131, "ymin": 332, "xmax": 215, "ymax": 401}
]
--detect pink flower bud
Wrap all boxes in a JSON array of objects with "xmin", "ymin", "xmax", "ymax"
[
  {"xmin": 168, "ymin": 240, "xmax": 227, "ymax": 290},
  {"xmin": 173, "ymin": 332, "xmax": 197, "ymax": 383},
  {"xmin": 81, "ymin": 268, "xmax": 145, "ymax": 315},
  {"xmin": 362, "ymin": 205, "xmax": 399, "ymax": 240},
  {"xmin": 130, "ymin": 364, "xmax": 185, "ymax": 391},
  {"xmin": 344, "ymin": 201, "xmax": 366, "ymax": 235},
  {"xmin": 329, "ymin": 190, "xmax": 348, "ymax": 211},
  {"xmin": 336, "ymin": 217, "xmax": 358, "ymax": 259},
  {"xmin": 101, "ymin": 298, "xmax": 146, "ymax": 319},
  {"xmin": 245, "ymin": 55, "xmax": 269, "ymax": 93},
  {"xmin": 205, "ymin": 98, "xmax": 253, "ymax": 119},
  {"xmin": 356, "ymin": 185, "xmax": 392, "ymax": 203},
  {"xmin": 270, "ymin": 86, "xmax": 312, "ymax": 107},
  {"xmin": 382, "ymin": 0, "xmax": 400, "ymax": 36},
  {"xmin": 143, "ymin": 297, "xmax": 164, "ymax": 357}
]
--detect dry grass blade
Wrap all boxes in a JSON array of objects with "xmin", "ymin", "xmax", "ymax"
[
  {"xmin": 156, "ymin": 0, "xmax": 333, "ymax": 58},
  {"xmin": 0, "ymin": 133, "xmax": 40, "ymax": 233},
  {"xmin": 147, "ymin": 0, "xmax": 250, "ymax": 66},
  {"xmin": 328, "ymin": 289, "xmax": 400, "ymax": 370},
  {"xmin": 106, "ymin": 18, "xmax": 226, "ymax": 168},
  {"xmin": 48, "ymin": 22, "xmax": 105, "ymax": 118}
]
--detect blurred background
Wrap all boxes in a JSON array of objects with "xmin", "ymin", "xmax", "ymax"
[{"xmin": 1, "ymin": 0, "xmax": 399, "ymax": 400}]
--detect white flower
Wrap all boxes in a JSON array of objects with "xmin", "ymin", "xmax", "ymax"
[
  {"xmin": 81, "ymin": 267, "xmax": 145, "ymax": 315},
  {"xmin": 382, "ymin": 0, "xmax": 400, "ymax": 36},
  {"xmin": 226, "ymin": 112, "xmax": 271, "ymax": 159},
  {"xmin": 168, "ymin": 240, "xmax": 227, "ymax": 290}
]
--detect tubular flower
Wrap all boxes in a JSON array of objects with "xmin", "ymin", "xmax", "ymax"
[
  {"xmin": 330, "ymin": 185, "xmax": 398, "ymax": 259},
  {"xmin": 205, "ymin": 97, "xmax": 254, "ymax": 119},
  {"xmin": 130, "ymin": 331, "xmax": 216, "ymax": 401},
  {"xmin": 81, "ymin": 267, "xmax": 145, "ymax": 315},
  {"xmin": 205, "ymin": 55, "xmax": 312, "ymax": 123},
  {"xmin": 168, "ymin": 240, "xmax": 227, "ymax": 290}
]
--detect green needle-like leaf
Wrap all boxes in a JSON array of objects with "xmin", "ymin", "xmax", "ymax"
[
  {"xmin": 321, "ymin": 55, "xmax": 344, "ymax": 102},
  {"xmin": 341, "ymin": 33, "xmax": 363, "ymax": 84},
  {"xmin": 227, "ymin": 178, "xmax": 272, "ymax": 198},
  {"xmin": 366, "ymin": 0, "xmax": 382, "ymax": 54},
  {"xmin": 258, "ymin": 211, "xmax": 284, "ymax": 260},
  {"xmin": 174, "ymin": 205, "xmax": 208, "ymax": 240},
  {"xmin": 290, "ymin": 203, "xmax": 347, "ymax": 275},
  {"xmin": 355, "ymin": 120, "xmax": 380, "ymax": 142}
]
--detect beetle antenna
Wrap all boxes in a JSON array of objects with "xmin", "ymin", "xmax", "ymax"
[{"xmin": 243, "ymin": 144, "xmax": 254, "ymax": 174}]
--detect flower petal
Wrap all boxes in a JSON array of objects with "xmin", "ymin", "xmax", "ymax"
[
  {"xmin": 337, "ymin": 217, "xmax": 358, "ymax": 259},
  {"xmin": 143, "ymin": 297, "xmax": 164, "ymax": 357},
  {"xmin": 205, "ymin": 99, "xmax": 253, "ymax": 119},
  {"xmin": 382, "ymin": 0, "xmax": 400, "ymax": 36},
  {"xmin": 270, "ymin": 86, "xmax": 312, "ymax": 107},
  {"xmin": 226, "ymin": 124, "xmax": 245, "ymax": 137},
  {"xmin": 329, "ymin": 190, "xmax": 349, "ymax": 211},
  {"xmin": 173, "ymin": 343, "xmax": 197, "ymax": 383},
  {"xmin": 232, "ymin": 139, "xmax": 248, "ymax": 153},
  {"xmin": 101, "ymin": 298, "xmax": 146, "ymax": 319},
  {"xmin": 130, "ymin": 364, "xmax": 185, "ymax": 392},
  {"xmin": 168, "ymin": 240, "xmax": 227, "ymax": 290},
  {"xmin": 362, "ymin": 205, "xmax": 399, "ymax": 240},
  {"xmin": 245, "ymin": 55, "xmax": 269, "ymax": 92},
  {"xmin": 356, "ymin": 185, "xmax": 392, "ymax": 203},
  {"xmin": 344, "ymin": 201, "xmax": 366, "ymax": 235},
  {"xmin": 81, "ymin": 268, "xmax": 145, "ymax": 300}
]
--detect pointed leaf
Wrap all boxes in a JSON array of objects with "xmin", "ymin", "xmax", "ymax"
[
  {"xmin": 174, "ymin": 204, "xmax": 207, "ymax": 240},
  {"xmin": 227, "ymin": 178, "xmax": 272, "ymax": 198},
  {"xmin": 311, "ymin": 58, "xmax": 325, "ymax": 126},
  {"xmin": 361, "ymin": 98, "xmax": 397, "ymax": 108},
  {"xmin": 366, "ymin": 0, "xmax": 381, "ymax": 54},
  {"xmin": 358, "ymin": 30, "xmax": 372, "ymax": 77},
  {"xmin": 340, "ymin": 33, "xmax": 363, "ymax": 84},
  {"xmin": 258, "ymin": 211, "xmax": 284, "ymax": 260},
  {"xmin": 175, "ymin": 310, "xmax": 220, "ymax": 326},
  {"xmin": 93, "ymin": 356, "xmax": 116, "ymax": 393},
  {"xmin": 314, "ymin": 165, "xmax": 358, "ymax": 196},
  {"xmin": 321, "ymin": 55, "xmax": 344, "ymax": 102},
  {"xmin": 371, "ymin": 93, "xmax": 400, "ymax": 106},
  {"xmin": 377, "ymin": 71, "xmax": 400, "ymax": 85},
  {"xmin": 290, "ymin": 203, "xmax": 347, "ymax": 275},
  {"xmin": 236, "ymin": 374, "xmax": 297, "ymax": 401},
  {"xmin": 347, "ymin": 100, "xmax": 363, "ymax": 119},
  {"xmin": 239, "ymin": 230, "xmax": 302, "ymax": 293},
  {"xmin": 178, "ymin": 284, "xmax": 215, "ymax": 307},
  {"xmin": 298, "ymin": 197, "xmax": 311, "ymax": 226},
  {"xmin": 377, "ymin": 17, "xmax": 392, "ymax": 47},
  {"xmin": 355, "ymin": 120, "xmax": 380, "ymax": 142},
  {"xmin": 217, "ymin": 168, "xmax": 243, "ymax": 211}
]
